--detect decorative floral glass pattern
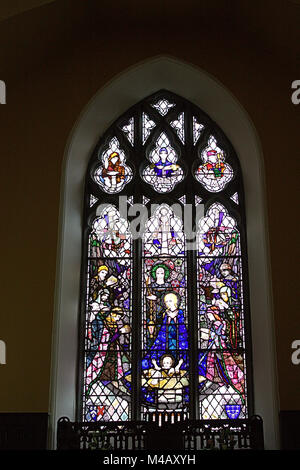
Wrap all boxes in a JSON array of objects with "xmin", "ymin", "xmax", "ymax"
[
  {"xmin": 193, "ymin": 117, "xmax": 204, "ymax": 145},
  {"xmin": 121, "ymin": 117, "xmax": 134, "ymax": 146},
  {"xmin": 142, "ymin": 113, "xmax": 156, "ymax": 144},
  {"xmin": 89, "ymin": 194, "xmax": 98, "ymax": 208},
  {"xmin": 170, "ymin": 113, "xmax": 185, "ymax": 143},
  {"xmin": 151, "ymin": 98, "xmax": 175, "ymax": 116},
  {"xmin": 230, "ymin": 192, "xmax": 239, "ymax": 205}
]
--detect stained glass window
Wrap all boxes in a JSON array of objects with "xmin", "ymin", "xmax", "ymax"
[
  {"xmin": 197, "ymin": 203, "xmax": 247, "ymax": 419},
  {"xmin": 142, "ymin": 113, "xmax": 156, "ymax": 144},
  {"xmin": 83, "ymin": 205, "xmax": 132, "ymax": 421},
  {"xmin": 151, "ymin": 98, "xmax": 175, "ymax": 116},
  {"xmin": 121, "ymin": 117, "xmax": 134, "ymax": 146},
  {"xmin": 193, "ymin": 117, "xmax": 204, "ymax": 145},
  {"xmin": 89, "ymin": 194, "xmax": 98, "ymax": 208},
  {"xmin": 142, "ymin": 205, "xmax": 189, "ymax": 414},
  {"xmin": 170, "ymin": 113, "xmax": 185, "ymax": 143},
  {"xmin": 230, "ymin": 192, "xmax": 239, "ymax": 205},
  {"xmin": 79, "ymin": 91, "xmax": 252, "ymax": 424}
]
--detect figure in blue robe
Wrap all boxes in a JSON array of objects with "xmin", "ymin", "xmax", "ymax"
[
  {"xmin": 142, "ymin": 292, "xmax": 188, "ymax": 371},
  {"xmin": 153, "ymin": 147, "xmax": 174, "ymax": 178}
]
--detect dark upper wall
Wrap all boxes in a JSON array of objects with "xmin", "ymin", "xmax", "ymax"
[
  {"xmin": 0, "ymin": 0, "xmax": 55, "ymax": 22},
  {"xmin": 0, "ymin": 0, "xmax": 299, "ymax": 412}
]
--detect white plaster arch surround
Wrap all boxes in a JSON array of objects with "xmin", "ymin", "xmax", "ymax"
[{"xmin": 49, "ymin": 56, "xmax": 279, "ymax": 449}]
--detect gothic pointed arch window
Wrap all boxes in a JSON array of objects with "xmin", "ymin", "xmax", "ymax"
[{"xmin": 79, "ymin": 90, "xmax": 253, "ymax": 423}]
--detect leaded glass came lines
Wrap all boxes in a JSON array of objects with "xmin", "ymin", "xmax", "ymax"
[
  {"xmin": 80, "ymin": 90, "xmax": 251, "ymax": 424},
  {"xmin": 151, "ymin": 98, "xmax": 175, "ymax": 116},
  {"xmin": 142, "ymin": 132, "xmax": 184, "ymax": 193},
  {"xmin": 142, "ymin": 113, "xmax": 156, "ymax": 144},
  {"xmin": 194, "ymin": 135, "xmax": 233, "ymax": 192},
  {"xmin": 121, "ymin": 117, "xmax": 134, "ymax": 146},
  {"xmin": 142, "ymin": 205, "xmax": 189, "ymax": 416},
  {"xmin": 197, "ymin": 203, "xmax": 247, "ymax": 420},
  {"xmin": 83, "ymin": 205, "xmax": 133, "ymax": 421},
  {"xmin": 170, "ymin": 113, "xmax": 185, "ymax": 143},
  {"xmin": 94, "ymin": 137, "xmax": 133, "ymax": 194}
]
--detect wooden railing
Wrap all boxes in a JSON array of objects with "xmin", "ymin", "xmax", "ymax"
[{"xmin": 57, "ymin": 415, "xmax": 264, "ymax": 450}]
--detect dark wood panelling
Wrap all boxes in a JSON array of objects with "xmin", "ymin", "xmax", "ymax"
[{"xmin": 0, "ymin": 413, "xmax": 48, "ymax": 450}]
